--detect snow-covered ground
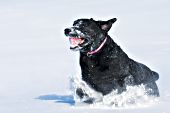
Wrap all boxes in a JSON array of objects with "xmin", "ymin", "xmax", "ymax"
[{"xmin": 0, "ymin": 0, "xmax": 170, "ymax": 113}]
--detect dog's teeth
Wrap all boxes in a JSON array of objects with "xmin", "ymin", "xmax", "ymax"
[{"xmin": 70, "ymin": 44, "xmax": 77, "ymax": 48}]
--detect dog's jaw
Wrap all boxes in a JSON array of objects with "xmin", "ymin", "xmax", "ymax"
[{"xmin": 69, "ymin": 37, "xmax": 85, "ymax": 50}]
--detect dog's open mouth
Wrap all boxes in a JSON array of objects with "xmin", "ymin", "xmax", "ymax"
[
  {"xmin": 69, "ymin": 37, "xmax": 86, "ymax": 50},
  {"xmin": 64, "ymin": 28, "xmax": 90, "ymax": 50}
]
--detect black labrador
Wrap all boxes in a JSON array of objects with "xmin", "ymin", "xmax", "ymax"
[{"xmin": 64, "ymin": 18, "xmax": 159, "ymax": 102}]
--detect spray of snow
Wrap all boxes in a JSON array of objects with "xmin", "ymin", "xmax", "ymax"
[{"xmin": 69, "ymin": 75, "xmax": 159, "ymax": 108}]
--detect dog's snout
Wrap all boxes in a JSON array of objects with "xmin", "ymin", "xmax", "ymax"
[{"xmin": 64, "ymin": 28, "xmax": 71, "ymax": 35}]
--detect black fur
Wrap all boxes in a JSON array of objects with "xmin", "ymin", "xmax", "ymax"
[{"xmin": 64, "ymin": 18, "xmax": 159, "ymax": 101}]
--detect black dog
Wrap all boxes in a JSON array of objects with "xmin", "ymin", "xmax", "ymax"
[{"xmin": 64, "ymin": 18, "xmax": 159, "ymax": 102}]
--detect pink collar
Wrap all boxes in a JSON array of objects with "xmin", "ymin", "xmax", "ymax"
[{"xmin": 87, "ymin": 37, "xmax": 107, "ymax": 55}]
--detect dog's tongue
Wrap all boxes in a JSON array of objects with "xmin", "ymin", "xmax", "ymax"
[{"xmin": 69, "ymin": 37, "xmax": 84, "ymax": 46}]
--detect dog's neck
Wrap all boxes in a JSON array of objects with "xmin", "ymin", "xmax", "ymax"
[{"xmin": 87, "ymin": 37, "xmax": 107, "ymax": 56}]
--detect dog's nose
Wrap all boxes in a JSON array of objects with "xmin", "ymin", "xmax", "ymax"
[{"xmin": 64, "ymin": 28, "xmax": 71, "ymax": 35}]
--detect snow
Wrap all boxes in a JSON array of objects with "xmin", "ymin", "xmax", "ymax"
[{"xmin": 0, "ymin": 0, "xmax": 170, "ymax": 113}]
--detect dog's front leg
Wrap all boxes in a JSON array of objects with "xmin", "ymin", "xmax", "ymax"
[
  {"xmin": 76, "ymin": 88, "xmax": 88, "ymax": 98},
  {"xmin": 76, "ymin": 88, "xmax": 95, "ymax": 103},
  {"xmin": 72, "ymin": 76, "xmax": 103, "ymax": 103}
]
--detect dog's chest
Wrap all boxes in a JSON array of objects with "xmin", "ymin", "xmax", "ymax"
[
  {"xmin": 80, "ymin": 54, "xmax": 126, "ymax": 94},
  {"xmin": 81, "ymin": 55, "xmax": 110, "ymax": 72},
  {"xmin": 80, "ymin": 53, "xmax": 129, "ymax": 80}
]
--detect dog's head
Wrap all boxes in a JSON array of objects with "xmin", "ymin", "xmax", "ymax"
[{"xmin": 64, "ymin": 18, "xmax": 117, "ymax": 53}]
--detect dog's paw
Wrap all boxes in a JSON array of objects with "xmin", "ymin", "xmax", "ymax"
[
  {"xmin": 76, "ymin": 88, "xmax": 88, "ymax": 99},
  {"xmin": 76, "ymin": 88, "xmax": 96, "ymax": 103}
]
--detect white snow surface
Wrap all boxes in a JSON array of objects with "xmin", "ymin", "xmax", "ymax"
[{"xmin": 0, "ymin": 0, "xmax": 170, "ymax": 113}]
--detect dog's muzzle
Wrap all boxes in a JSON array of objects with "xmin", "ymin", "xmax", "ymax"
[{"xmin": 64, "ymin": 28, "xmax": 87, "ymax": 50}]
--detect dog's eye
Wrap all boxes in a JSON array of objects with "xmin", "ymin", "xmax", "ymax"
[{"xmin": 74, "ymin": 23, "xmax": 85, "ymax": 27}]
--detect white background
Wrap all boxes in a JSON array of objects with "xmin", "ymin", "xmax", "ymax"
[{"xmin": 0, "ymin": 0, "xmax": 170, "ymax": 113}]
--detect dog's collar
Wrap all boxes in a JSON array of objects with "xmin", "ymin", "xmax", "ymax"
[{"xmin": 87, "ymin": 37, "xmax": 107, "ymax": 55}]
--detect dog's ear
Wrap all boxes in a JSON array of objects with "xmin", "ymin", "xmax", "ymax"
[
  {"xmin": 96, "ymin": 18, "xmax": 117, "ymax": 32},
  {"xmin": 90, "ymin": 18, "xmax": 94, "ymax": 21}
]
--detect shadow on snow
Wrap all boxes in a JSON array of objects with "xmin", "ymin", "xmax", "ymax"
[{"xmin": 36, "ymin": 94, "xmax": 75, "ymax": 105}]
